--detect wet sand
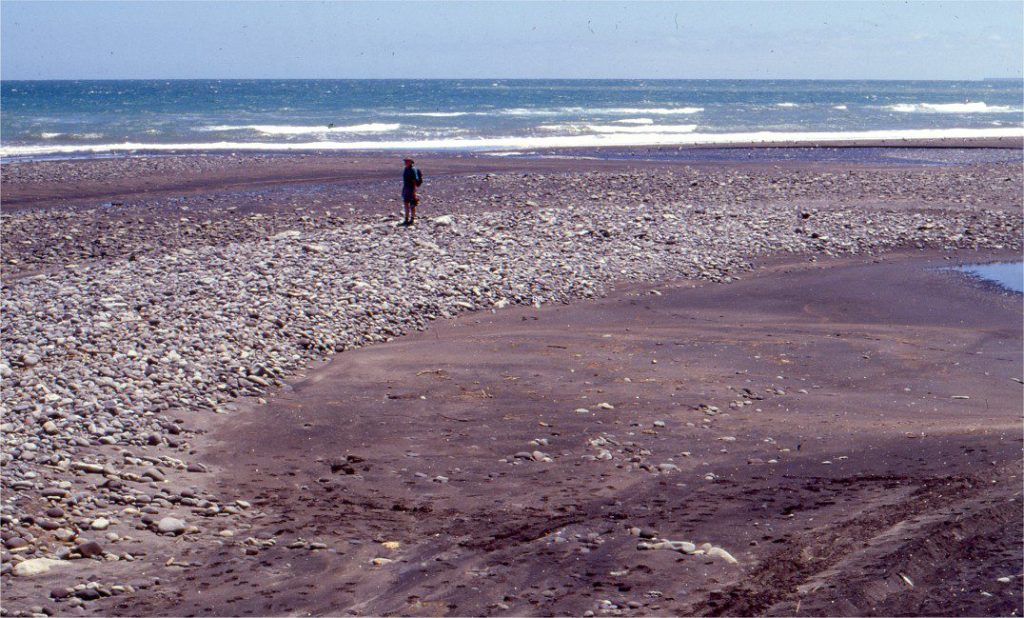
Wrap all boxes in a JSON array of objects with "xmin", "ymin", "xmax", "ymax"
[
  {"xmin": 1, "ymin": 147, "xmax": 1022, "ymax": 617},
  {"xmin": 103, "ymin": 252, "xmax": 1023, "ymax": 616}
]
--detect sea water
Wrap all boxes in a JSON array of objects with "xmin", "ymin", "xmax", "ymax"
[
  {"xmin": 957, "ymin": 262, "xmax": 1024, "ymax": 293},
  {"xmin": 1, "ymin": 79, "xmax": 1022, "ymax": 159}
]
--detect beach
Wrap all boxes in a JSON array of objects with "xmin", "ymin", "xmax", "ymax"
[{"xmin": 1, "ymin": 146, "xmax": 1022, "ymax": 616}]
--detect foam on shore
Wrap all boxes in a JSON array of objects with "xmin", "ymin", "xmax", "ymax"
[{"xmin": 3, "ymin": 127, "xmax": 1022, "ymax": 158}]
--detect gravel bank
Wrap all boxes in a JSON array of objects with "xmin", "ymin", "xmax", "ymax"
[{"xmin": 3, "ymin": 162, "xmax": 1021, "ymax": 275}]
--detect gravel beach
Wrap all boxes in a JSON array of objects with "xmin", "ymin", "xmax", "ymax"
[{"xmin": 1, "ymin": 148, "xmax": 1022, "ymax": 616}]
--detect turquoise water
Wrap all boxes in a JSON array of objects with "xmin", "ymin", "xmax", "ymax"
[
  {"xmin": 2, "ymin": 79, "xmax": 1022, "ymax": 158},
  {"xmin": 958, "ymin": 262, "xmax": 1024, "ymax": 293}
]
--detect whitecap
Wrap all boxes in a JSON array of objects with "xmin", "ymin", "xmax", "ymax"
[
  {"xmin": 398, "ymin": 112, "xmax": 476, "ymax": 117},
  {"xmin": 585, "ymin": 124, "xmax": 698, "ymax": 134},
  {"xmin": 614, "ymin": 118, "xmax": 655, "ymax": 125},
  {"xmin": 603, "ymin": 107, "xmax": 703, "ymax": 115},
  {"xmin": 886, "ymin": 102, "xmax": 1020, "ymax": 114},
  {"xmin": 40, "ymin": 132, "xmax": 63, "ymax": 139},
  {"xmin": 536, "ymin": 123, "xmax": 696, "ymax": 134},
  {"xmin": 776, "ymin": 102, "xmax": 799, "ymax": 108},
  {"xmin": 499, "ymin": 108, "xmax": 580, "ymax": 117},
  {"xmin": 833, "ymin": 105, "xmax": 848, "ymax": 110}
]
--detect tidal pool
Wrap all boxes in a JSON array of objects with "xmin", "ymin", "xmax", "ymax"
[{"xmin": 956, "ymin": 262, "xmax": 1023, "ymax": 293}]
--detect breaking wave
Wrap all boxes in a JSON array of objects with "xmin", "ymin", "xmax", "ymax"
[
  {"xmin": 4, "ymin": 127, "xmax": 1022, "ymax": 159},
  {"xmin": 201, "ymin": 123, "xmax": 401, "ymax": 135},
  {"xmin": 886, "ymin": 102, "xmax": 1020, "ymax": 114}
]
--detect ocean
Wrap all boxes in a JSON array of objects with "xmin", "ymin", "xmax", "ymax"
[{"xmin": 1, "ymin": 79, "xmax": 1022, "ymax": 159}]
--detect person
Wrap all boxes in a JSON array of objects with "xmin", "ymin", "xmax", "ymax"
[{"xmin": 401, "ymin": 158, "xmax": 423, "ymax": 226}]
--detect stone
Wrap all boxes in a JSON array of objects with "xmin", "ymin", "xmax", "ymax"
[
  {"xmin": 141, "ymin": 467, "xmax": 166, "ymax": 482},
  {"xmin": 156, "ymin": 517, "xmax": 187, "ymax": 535},
  {"xmin": 706, "ymin": 546, "xmax": 739, "ymax": 564},
  {"xmin": 75, "ymin": 588, "xmax": 101, "ymax": 601},
  {"xmin": 71, "ymin": 462, "xmax": 104, "ymax": 474},
  {"xmin": 13, "ymin": 558, "xmax": 69, "ymax": 577},
  {"xmin": 90, "ymin": 518, "xmax": 110, "ymax": 531},
  {"xmin": 76, "ymin": 541, "xmax": 104, "ymax": 558}
]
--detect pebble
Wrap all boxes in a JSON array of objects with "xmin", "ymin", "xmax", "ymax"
[
  {"xmin": 704, "ymin": 545, "xmax": 739, "ymax": 564},
  {"xmin": 156, "ymin": 517, "xmax": 187, "ymax": 535},
  {"xmin": 90, "ymin": 518, "xmax": 110, "ymax": 531},
  {"xmin": 12, "ymin": 558, "xmax": 68, "ymax": 577},
  {"xmin": 75, "ymin": 541, "xmax": 104, "ymax": 558}
]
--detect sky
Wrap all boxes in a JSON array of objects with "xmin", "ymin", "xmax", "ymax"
[{"xmin": 1, "ymin": 1, "xmax": 1022, "ymax": 80}]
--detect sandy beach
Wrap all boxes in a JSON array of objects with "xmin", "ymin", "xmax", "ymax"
[{"xmin": 1, "ymin": 145, "xmax": 1022, "ymax": 616}]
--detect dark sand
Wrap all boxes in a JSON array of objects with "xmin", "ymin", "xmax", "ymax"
[
  {"xmin": 29, "ymin": 252, "xmax": 1019, "ymax": 617},
  {"xmin": 1, "ymin": 146, "xmax": 1022, "ymax": 616}
]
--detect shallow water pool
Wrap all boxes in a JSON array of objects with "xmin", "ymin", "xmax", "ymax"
[{"xmin": 956, "ymin": 262, "xmax": 1024, "ymax": 293}]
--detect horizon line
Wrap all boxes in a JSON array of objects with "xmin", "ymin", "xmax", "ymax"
[{"xmin": 3, "ymin": 76, "xmax": 1022, "ymax": 82}]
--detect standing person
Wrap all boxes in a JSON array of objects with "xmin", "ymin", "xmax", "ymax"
[{"xmin": 401, "ymin": 158, "xmax": 423, "ymax": 226}]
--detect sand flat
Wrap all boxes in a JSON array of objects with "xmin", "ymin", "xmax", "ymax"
[{"xmin": 106, "ymin": 253, "xmax": 1023, "ymax": 616}]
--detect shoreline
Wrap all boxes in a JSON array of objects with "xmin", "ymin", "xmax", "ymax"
[
  {"xmin": 0, "ymin": 151, "xmax": 1021, "ymax": 616},
  {"xmin": 3, "ymin": 134, "xmax": 1022, "ymax": 165},
  {"xmin": 2, "ymin": 143, "xmax": 1022, "ymax": 214}
]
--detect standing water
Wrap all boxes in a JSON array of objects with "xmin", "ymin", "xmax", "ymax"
[{"xmin": 957, "ymin": 262, "xmax": 1024, "ymax": 293}]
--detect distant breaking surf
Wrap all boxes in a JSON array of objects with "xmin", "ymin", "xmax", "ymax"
[
  {"xmin": 885, "ymin": 102, "xmax": 1021, "ymax": 114},
  {"xmin": 4, "ymin": 127, "xmax": 1022, "ymax": 158},
  {"xmin": 201, "ymin": 123, "xmax": 401, "ymax": 135}
]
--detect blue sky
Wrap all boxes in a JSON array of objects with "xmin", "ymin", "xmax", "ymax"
[{"xmin": 2, "ymin": 1, "xmax": 1021, "ymax": 80}]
